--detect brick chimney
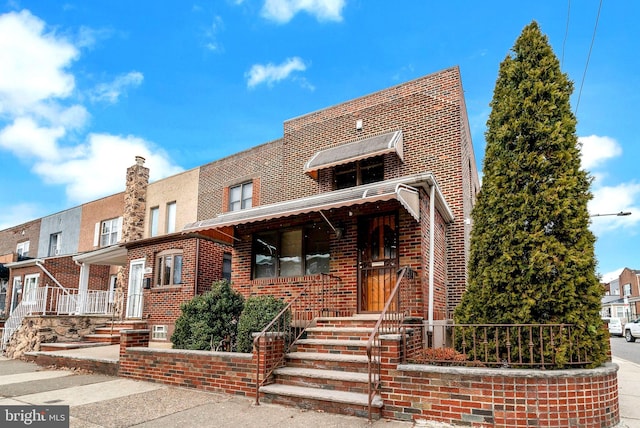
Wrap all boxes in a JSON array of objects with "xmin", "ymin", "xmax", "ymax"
[{"xmin": 122, "ymin": 156, "xmax": 149, "ymax": 243}]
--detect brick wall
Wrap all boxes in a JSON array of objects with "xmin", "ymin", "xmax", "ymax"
[
  {"xmin": 120, "ymin": 347, "xmax": 255, "ymax": 396},
  {"xmin": 0, "ymin": 219, "xmax": 41, "ymax": 259},
  {"xmin": 379, "ymin": 337, "xmax": 619, "ymax": 427},
  {"xmin": 195, "ymin": 67, "xmax": 478, "ymax": 317},
  {"xmin": 124, "ymin": 235, "xmax": 230, "ymax": 339},
  {"xmin": 227, "ymin": 199, "xmax": 453, "ymax": 319}
]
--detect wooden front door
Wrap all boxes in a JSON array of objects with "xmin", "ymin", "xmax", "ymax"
[{"xmin": 358, "ymin": 213, "xmax": 398, "ymax": 312}]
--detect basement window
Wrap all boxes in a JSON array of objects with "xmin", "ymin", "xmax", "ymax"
[{"xmin": 152, "ymin": 325, "xmax": 168, "ymax": 340}]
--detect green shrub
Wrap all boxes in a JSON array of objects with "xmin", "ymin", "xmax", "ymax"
[
  {"xmin": 171, "ymin": 281, "xmax": 244, "ymax": 351},
  {"xmin": 236, "ymin": 295, "xmax": 288, "ymax": 353}
]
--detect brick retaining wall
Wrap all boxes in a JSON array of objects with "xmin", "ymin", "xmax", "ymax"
[
  {"xmin": 379, "ymin": 337, "xmax": 620, "ymax": 427},
  {"xmin": 119, "ymin": 338, "xmax": 255, "ymax": 397}
]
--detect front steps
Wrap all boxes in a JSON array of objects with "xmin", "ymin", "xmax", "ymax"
[
  {"xmin": 258, "ymin": 314, "xmax": 384, "ymax": 419},
  {"xmin": 39, "ymin": 320, "xmax": 148, "ymax": 351}
]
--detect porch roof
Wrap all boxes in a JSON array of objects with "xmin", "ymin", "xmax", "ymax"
[
  {"xmin": 73, "ymin": 245, "xmax": 128, "ymax": 266},
  {"xmin": 183, "ymin": 173, "xmax": 453, "ymax": 234},
  {"xmin": 303, "ymin": 130, "xmax": 403, "ymax": 179}
]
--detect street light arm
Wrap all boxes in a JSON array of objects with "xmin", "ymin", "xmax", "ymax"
[{"xmin": 590, "ymin": 211, "xmax": 632, "ymax": 217}]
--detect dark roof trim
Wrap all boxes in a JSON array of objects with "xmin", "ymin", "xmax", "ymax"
[{"xmin": 304, "ymin": 130, "xmax": 403, "ymax": 179}]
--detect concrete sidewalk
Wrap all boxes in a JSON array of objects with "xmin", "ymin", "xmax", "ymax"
[{"xmin": 614, "ymin": 356, "xmax": 640, "ymax": 428}]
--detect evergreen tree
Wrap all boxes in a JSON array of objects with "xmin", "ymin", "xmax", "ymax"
[{"xmin": 454, "ymin": 21, "xmax": 608, "ymax": 367}]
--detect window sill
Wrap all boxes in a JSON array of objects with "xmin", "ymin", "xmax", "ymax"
[{"xmin": 148, "ymin": 285, "xmax": 186, "ymax": 292}]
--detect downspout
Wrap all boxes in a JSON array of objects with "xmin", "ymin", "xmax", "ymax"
[
  {"xmin": 428, "ymin": 184, "xmax": 435, "ymax": 332},
  {"xmin": 195, "ymin": 238, "xmax": 200, "ymax": 296}
]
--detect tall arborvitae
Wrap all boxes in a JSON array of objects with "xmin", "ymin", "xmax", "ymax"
[{"xmin": 454, "ymin": 21, "xmax": 608, "ymax": 367}]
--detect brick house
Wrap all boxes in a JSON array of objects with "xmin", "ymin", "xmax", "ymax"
[{"xmin": 183, "ymin": 66, "xmax": 479, "ymax": 321}]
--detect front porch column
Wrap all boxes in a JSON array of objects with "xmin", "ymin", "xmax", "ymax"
[{"xmin": 76, "ymin": 262, "xmax": 90, "ymax": 314}]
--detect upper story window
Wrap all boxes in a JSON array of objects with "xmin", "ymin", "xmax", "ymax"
[
  {"xmin": 100, "ymin": 218, "xmax": 121, "ymax": 247},
  {"xmin": 229, "ymin": 182, "xmax": 253, "ymax": 211},
  {"xmin": 150, "ymin": 207, "xmax": 159, "ymax": 237},
  {"xmin": 156, "ymin": 249, "xmax": 183, "ymax": 286},
  {"xmin": 166, "ymin": 202, "xmax": 177, "ymax": 233},
  {"xmin": 253, "ymin": 224, "xmax": 330, "ymax": 279},
  {"xmin": 16, "ymin": 241, "xmax": 29, "ymax": 258},
  {"xmin": 623, "ymin": 283, "xmax": 632, "ymax": 297},
  {"xmin": 49, "ymin": 233, "xmax": 61, "ymax": 256},
  {"xmin": 334, "ymin": 156, "xmax": 384, "ymax": 190}
]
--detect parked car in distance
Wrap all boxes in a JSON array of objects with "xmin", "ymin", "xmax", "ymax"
[
  {"xmin": 608, "ymin": 318, "xmax": 625, "ymax": 337},
  {"xmin": 624, "ymin": 317, "xmax": 640, "ymax": 342}
]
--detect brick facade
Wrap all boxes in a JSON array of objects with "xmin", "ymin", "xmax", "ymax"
[
  {"xmin": 123, "ymin": 235, "xmax": 229, "ymax": 339},
  {"xmin": 195, "ymin": 67, "xmax": 478, "ymax": 318}
]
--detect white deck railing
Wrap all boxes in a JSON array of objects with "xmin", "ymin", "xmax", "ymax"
[{"xmin": 1, "ymin": 286, "xmax": 118, "ymax": 349}]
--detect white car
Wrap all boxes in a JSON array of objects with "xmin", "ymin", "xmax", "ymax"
[
  {"xmin": 624, "ymin": 317, "xmax": 640, "ymax": 342},
  {"xmin": 608, "ymin": 318, "xmax": 624, "ymax": 336}
]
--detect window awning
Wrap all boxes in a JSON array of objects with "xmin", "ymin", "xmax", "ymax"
[
  {"xmin": 183, "ymin": 173, "xmax": 453, "ymax": 235},
  {"xmin": 304, "ymin": 130, "xmax": 403, "ymax": 179}
]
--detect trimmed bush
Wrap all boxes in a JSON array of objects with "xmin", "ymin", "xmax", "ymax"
[
  {"xmin": 236, "ymin": 295, "xmax": 288, "ymax": 353},
  {"xmin": 171, "ymin": 281, "xmax": 244, "ymax": 351}
]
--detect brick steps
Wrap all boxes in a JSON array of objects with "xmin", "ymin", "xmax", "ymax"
[
  {"xmin": 39, "ymin": 342, "xmax": 111, "ymax": 352},
  {"xmin": 259, "ymin": 384, "xmax": 382, "ymax": 419},
  {"xmin": 259, "ymin": 315, "xmax": 383, "ymax": 419}
]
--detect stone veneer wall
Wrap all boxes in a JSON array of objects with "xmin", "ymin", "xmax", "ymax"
[{"xmin": 5, "ymin": 315, "xmax": 113, "ymax": 359}]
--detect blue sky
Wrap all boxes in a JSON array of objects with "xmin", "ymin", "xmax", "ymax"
[{"xmin": 0, "ymin": 1, "xmax": 637, "ymax": 280}]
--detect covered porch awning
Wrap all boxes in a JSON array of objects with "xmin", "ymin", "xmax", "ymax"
[
  {"xmin": 303, "ymin": 130, "xmax": 403, "ymax": 179},
  {"xmin": 73, "ymin": 245, "xmax": 128, "ymax": 266},
  {"xmin": 183, "ymin": 173, "xmax": 453, "ymax": 236}
]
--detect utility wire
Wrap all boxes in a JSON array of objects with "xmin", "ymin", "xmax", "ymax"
[
  {"xmin": 561, "ymin": 0, "xmax": 571, "ymax": 69},
  {"xmin": 574, "ymin": 0, "xmax": 603, "ymax": 116}
]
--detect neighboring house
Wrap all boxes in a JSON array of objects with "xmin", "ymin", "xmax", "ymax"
[
  {"xmin": 0, "ymin": 219, "xmax": 41, "ymax": 318},
  {"xmin": 601, "ymin": 268, "xmax": 640, "ymax": 322}
]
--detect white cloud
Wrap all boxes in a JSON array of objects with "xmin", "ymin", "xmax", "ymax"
[
  {"xmin": 0, "ymin": 10, "xmax": 78, "ymax": 114},
  {"xmin": 246, "ymin": 57, "xmax": 308, "ymax": 88},
  {"xmin": 90, "ymin": 71, "xmax": 144, "ymax": 104},
  {"xmin": 33, "ymin": 133, "xmax": 183, "ymax": 203},
  {"xmin": 589, "ymin": 182, "xmax": 640, "ymax": 234},
  {"xmin": 579, "ymin": 135, "xmax": 622, "ymax": 171},
  {"xmin": 261, "ymin": 0, "xmax": 345, "ymax": 23},
  {"xmin": 203, "ymin": 15, "xmax": 224, "ymax": 52},
  {"xmin": 0, "ymin": 9, "xmax": 182, "ymax": 209},
  {"xmin": 0, "ymin": 117, "xmax": 65, "ymax": 160}
]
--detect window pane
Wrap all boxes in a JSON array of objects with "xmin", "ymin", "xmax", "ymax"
[
  {"xmin": 279, "ymin": 229, "xmax": 302, "ymax": 277},
  {"xmin": 335, "ymin": 164, "xmax": 357, "ymax": 189},
  {"xmin": 173, "ymin": 255, "xmax": 182, "ymax": 284},
  {"xmin": 241, "ymin": 182, "xmax": 253, "ymax": 209},
  {"xmin": 254, "ymin": 232, "xmax": 277, "ymax": 278},
  {"xmin": 166, "ymin": 202, "xmax": 176, "ymax": 233},
  {"xmin": 150, "ymin": 208, "xmax": 159, "ymax": 237},
  {"xmin": 222, "ymin": 253, "xmax": 232, "ymax": 282},
  {"xmin": 361, "ymin": 157, "xmax": 384, "ymax": 184},
  {"xmin": 305, "ymin": 225, "xmax": 330, "ymax": 274},
  {"xmin": 229, "ymin": 185, "xmax": 241, "ymax": 211},
  {"xmin": 163, "ymin": 255, "xmax": 172, "ymax": 285}
]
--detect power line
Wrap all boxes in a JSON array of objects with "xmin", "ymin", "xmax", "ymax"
[
  {"xmin": 561, "ymin": 0, "xmax": 571, "ymax": 69},
  {"xmin": 574, "ymin": 0, "xmax": 603, "ymax": 116}
]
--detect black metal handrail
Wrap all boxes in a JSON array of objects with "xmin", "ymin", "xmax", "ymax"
[
  {"xmin": 365, "ymin": 266, "xmax": 415, "ymax": 422},
  {"xmin": 253, "ymin": 273, "xmax": 342, "ymax": 405}
]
